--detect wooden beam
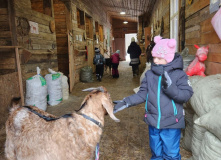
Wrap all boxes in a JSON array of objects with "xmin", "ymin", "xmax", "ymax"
[
  {"xmin": 15, "ymin": 47, "xmax": 24, "ymax": 105},
  {"xmin": 8, "ymin": 0, "xmax": 24, "ymax": 105}
]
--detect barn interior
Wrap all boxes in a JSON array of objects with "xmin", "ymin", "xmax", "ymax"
[{"xmin": 1, "ymin": 0, "xmax": 221, "ymax": 159}]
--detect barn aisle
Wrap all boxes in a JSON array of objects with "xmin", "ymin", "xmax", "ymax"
[{"xmin": 47, "ymin": 61, "xmax": 192, "ymax": 160}]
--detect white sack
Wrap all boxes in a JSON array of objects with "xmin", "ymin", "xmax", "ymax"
[
  {"xmin": 195, "ymin": 106, "xmax": 221, "ymax": 141},
  {"xmin": 189, "ymin": 74, "xmax": 221, "ymax": 116},
  {"xmin": 191, "ymin": 114, "xmax": 207, "ymax": 160},
  {"xmin": 45, "ymin": 68, "xmax": 62, "ymax": 106},
  {"xmin": 25, "ymin": 67, "xmax": 47, "ymax": 111},
  {"xmin": 59, "ymin": 72, "xmax": 69, "ymax": 100},
  {"xmin": 181, "ymin": 102, "xmax": 195, "ymax": 152},
  {"xmin": 198, "ymin": 132, "xmax": 221, "ymax": 160}
]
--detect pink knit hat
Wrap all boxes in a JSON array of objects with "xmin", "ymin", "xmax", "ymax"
[{"xmin": 152, "ymin": 35, "xmax": 176, "ymax": 63}]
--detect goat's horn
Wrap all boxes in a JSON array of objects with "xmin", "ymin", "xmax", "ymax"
[{"xmin": 82, "ymin": 87, "xmax": 104, "ymax": 92}]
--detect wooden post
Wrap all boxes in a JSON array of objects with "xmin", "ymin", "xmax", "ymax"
[{"xmin": 15, "ymin": 47, "xmax": 24, "ymax": 105}]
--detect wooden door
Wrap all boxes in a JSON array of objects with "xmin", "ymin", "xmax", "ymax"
[
  {"xmin": 144, "ymin": 27, "xmax": 151, "ymax": 49},
  {"xmin": 68, "ymin": 31, "xmax": 74, "ymax": 92},
  {"xmin": 86, "ymin": 39, "xmax": 94, "ymax": 71}
]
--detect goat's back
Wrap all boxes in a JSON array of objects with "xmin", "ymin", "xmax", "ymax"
[{"xmin": 5, "ymin": 106, "xmax": 101, "ymax": 160}]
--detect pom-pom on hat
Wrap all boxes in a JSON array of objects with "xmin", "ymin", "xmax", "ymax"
[
  {"xmin": 131, "ymin": 37, "xmax": 135, "ymax": 42},
  {"xmin": 152, "ymin": 35, "xmax": 176, "ymax": 63},
  {"xmin": 95, "ymin": 47, "xmax": 100, "ymax": 53},
  {"xmin": 115, "ymin": 50, "xmax": 120, "ymax": 54}
]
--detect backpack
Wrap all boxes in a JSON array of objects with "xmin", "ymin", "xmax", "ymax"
[{"xmin": 93, "ymin": 54, "xmax": 105, "ymax": 65}]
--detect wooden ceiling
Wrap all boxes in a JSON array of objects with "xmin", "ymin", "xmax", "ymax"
[{"xmin": 100, "ymin": 0, "xmax": 156, "ymax": 22}]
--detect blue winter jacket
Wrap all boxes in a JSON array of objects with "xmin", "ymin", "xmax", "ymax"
[{"xmin": 124, "ymin": 53, "xmax": 193, "ymax": 129}]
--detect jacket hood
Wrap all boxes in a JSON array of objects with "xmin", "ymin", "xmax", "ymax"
[{"xmin": 151, "ymin": 53, "xmax": 183, "ymax": 75}]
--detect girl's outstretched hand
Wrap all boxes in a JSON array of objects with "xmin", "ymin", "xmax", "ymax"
[{"xmin": 113, "ymin": 100, "xmax": 129, "ymax": 113}]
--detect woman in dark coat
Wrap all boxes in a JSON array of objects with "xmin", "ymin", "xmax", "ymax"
[{"xmin": 127, "ymin": 37, "xmax": 142, "ymax": 77}]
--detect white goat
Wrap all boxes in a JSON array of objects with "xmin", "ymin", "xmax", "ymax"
[{"xmin": 5, "ymin": 86, "xmax": 119, "ymax": 160}]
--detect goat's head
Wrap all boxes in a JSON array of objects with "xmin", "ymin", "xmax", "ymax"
[{"xmin": 80, "ymin": 86, "xmax": 120, "ymax": 122}]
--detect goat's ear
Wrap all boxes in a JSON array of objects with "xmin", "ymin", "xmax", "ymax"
[{"xmin": 101, "ymin": 96, "xmax": 120, "ymax": 122}]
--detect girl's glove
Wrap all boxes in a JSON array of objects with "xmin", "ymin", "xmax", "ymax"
[
  {"xmin": 161, "ymin": 71, "xmax": 172, "ymax": 89},
  {"xmin": 113, "ymin": 100, "xmax": 129, "ymax": 113}
]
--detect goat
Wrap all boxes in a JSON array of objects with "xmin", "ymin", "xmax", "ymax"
[{"xmin": 5, "ymin": 86, "xmax": 119, "ymax": 160}]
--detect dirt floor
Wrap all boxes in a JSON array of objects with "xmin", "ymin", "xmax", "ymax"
[{"xmin": 0, "ymin": 61, "xmax": 192, "ymax": 160}]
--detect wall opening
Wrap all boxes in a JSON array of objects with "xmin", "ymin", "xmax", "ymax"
[{"xmin": 77, "ymin": 8, "xmax": 85, "ymax": 30}]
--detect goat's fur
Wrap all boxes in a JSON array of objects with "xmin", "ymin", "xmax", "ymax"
[{"xmin": 5, "ymin": 86, "xmax": 119, "ymax": 160}]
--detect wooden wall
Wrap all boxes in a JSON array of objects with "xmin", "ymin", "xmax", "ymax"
[
  {"xmin": 0, "ymin": 72, "xmax": 20, "ymax": 128},
  {"xmin": 112, "ymin": 18, "xmax": 137, "ymax": 38},
  {"xmin": 14, "ymin": 0, "xmax": 58, "ymax": 81},
  {"xmin": 0, "ymin": 0, "xmax": 15, "ymax": 73},
  {"xmin": 145, "ymin": 0, "xmax": 221, "ymax": 76},
  {"xmin": 54, "ymin": 0, "xmax": 69, "ymax": 77},
  {"xmin": 185, "ymin": 0, "xmax": 221, "ymax": 75}
]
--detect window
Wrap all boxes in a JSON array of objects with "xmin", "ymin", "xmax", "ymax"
[
  {"xmin": 77, "ymin": 9, "xmax": 85, "ymax": 30},
  {"xmin": 170, "ymin": 0, "xmax": 179, "ymax": 51},
  {"xmin": 31, "ymin": 0, "xmax": 52, "ymax": 17},
  {"xmin": 85, "ymin": 15, "xmax": 93, "ymax": 39}
]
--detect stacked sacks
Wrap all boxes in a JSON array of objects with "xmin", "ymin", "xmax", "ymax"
[
  {"xmin": 180, "ymin": 76, "xmax": 203, "ymax": 152},
  {"xmin": 182, "ymin": 74, "xmax": 221, "ymax": 160},
  {"xmin": 195, "ymin": 107, "xmax": 221, "ymax": 159},
  {"xmin": 45, "ymin": 68, "xmax": 62, "ymax": 106},
  {"xmin": 59, "ymin": 72, "xmax": 69, "ymax": 100},
  {"xmin": 25, "ymin": 67, "xmax": 47, "ymax": 111}
]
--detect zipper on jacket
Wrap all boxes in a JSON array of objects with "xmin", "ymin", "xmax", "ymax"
[
  {"xmin": 172, "ymin": 100, "xmax": 178, "ymax": 115},
  {"xmin": 157, "ymin": 76, "xmax": 162, "ymax": 129},
  {"xmin": 145, "ymin": 94, "xmax": 148, "ymax": 112}
]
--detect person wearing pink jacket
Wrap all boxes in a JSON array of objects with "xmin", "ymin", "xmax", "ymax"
[{"xmin": 111, "ymin": 50, "xmax": 120, "ymax": 78}]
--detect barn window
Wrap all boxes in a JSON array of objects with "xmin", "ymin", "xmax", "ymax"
[
  {"xmin": 30, "ymin": 0, "xmax": 52, "ymax": 17},
  {"xmin": 77, "ymin": 9, "xmax": 85, "ymax": 30},
  {"xmin": 170, "ymin": 0, "xmax": 179, "ymax": 51},
  {"xmin": 85, "ymin": 14, "xmax": 93, "ymax": 39},
  {"xmin": 99, "ymin": 25, "xmax": 104, "ymax": 42}
]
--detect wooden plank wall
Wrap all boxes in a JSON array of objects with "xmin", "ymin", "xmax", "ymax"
[
  {"xmin": 0, "ymin": 72, "xmax": 20, "ymax": 128},
  {"xmin": 148, "ymin": 0, "xmax": 170, "ymax": 38},
  {"xmin": 72, "ymin": 4, "xmax": 88, "ymax": 83},
  {"xmin": 14, "ymin": 0, "xmax": 58, "ymax": 81},
  {"xmin": 53, "ymin": 0, "xmax": 69, "ymax": 77},
  {"xmin": 145, "ymin": 0, "xmax": 221, "ymax": 75},
  {"xmin": 185, "ymin": 0, "xmax": 221, "ymax": 75},
  {"xmin": 0, "ymin": 1, "xmax": 15, "ymax": 73}
]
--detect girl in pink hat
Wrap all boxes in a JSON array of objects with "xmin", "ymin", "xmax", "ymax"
[{"xmin": 114, "ymin": 35, "xmax": 193, "ymax": 160}]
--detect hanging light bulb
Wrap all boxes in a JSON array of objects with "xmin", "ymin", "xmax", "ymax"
[
  {"xmin": 123, "ymin": 21, "xmax": 128, "ymax": 24},
  {"xmin": 120, "ymin": 11, "xmax": 126, "ymax": 15}
]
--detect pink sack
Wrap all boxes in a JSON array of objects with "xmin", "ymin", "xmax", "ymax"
[{"xmin": 211, "ymin": 7, "xmax": 221, "ymax": 40}]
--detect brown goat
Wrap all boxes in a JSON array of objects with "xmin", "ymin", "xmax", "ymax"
[{"xmin": 5, "ymin": 86, "xmax": 119, "ymax": 160}]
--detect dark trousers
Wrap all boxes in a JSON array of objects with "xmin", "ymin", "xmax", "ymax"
[
  {"xmin": 132, "ymin": 64, "xmax": 139, "ymax": 76},
  {"xmin": 96, "ymin": 65, "xmax": 104, "ymax": 81},
  {"xmin": 112, "ymin": 63, "xmax": 119, "ymax": 78}
]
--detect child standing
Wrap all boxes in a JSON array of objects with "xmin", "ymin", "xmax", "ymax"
[
  {"xmin": 114, "ymin": 36, "xmax": 193, "ymax": 160},
  {"xmin": 93, "ymin": 47, "xmax": 105, "ymax": 81},
  {"xmin": 111, "ymin": 50, "xmax": 120, "ymax": 78}
]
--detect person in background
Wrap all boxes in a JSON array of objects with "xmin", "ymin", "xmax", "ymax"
[
  {"xmin": 114, "ymin": 35, "xmax": 193, "ymax": 160},
  {"xmin": 127, "ymin": 37, "xmax": 142, "ymax": 77},
  {"xmin": 93, "ymin": 47, "xmax": 105, "ymax": 81},
  {"xmin": 111, "ymin": 50, "xmax": 120, "ymax": 78}
]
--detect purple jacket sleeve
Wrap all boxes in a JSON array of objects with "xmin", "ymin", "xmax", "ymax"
[
  {"xmin": 162, "ymin": 71, "xmax": 193, "ymax": 104},
  {"xmin": 124, "ymin": 73, "xmax": 148, "ymax": 106}
]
